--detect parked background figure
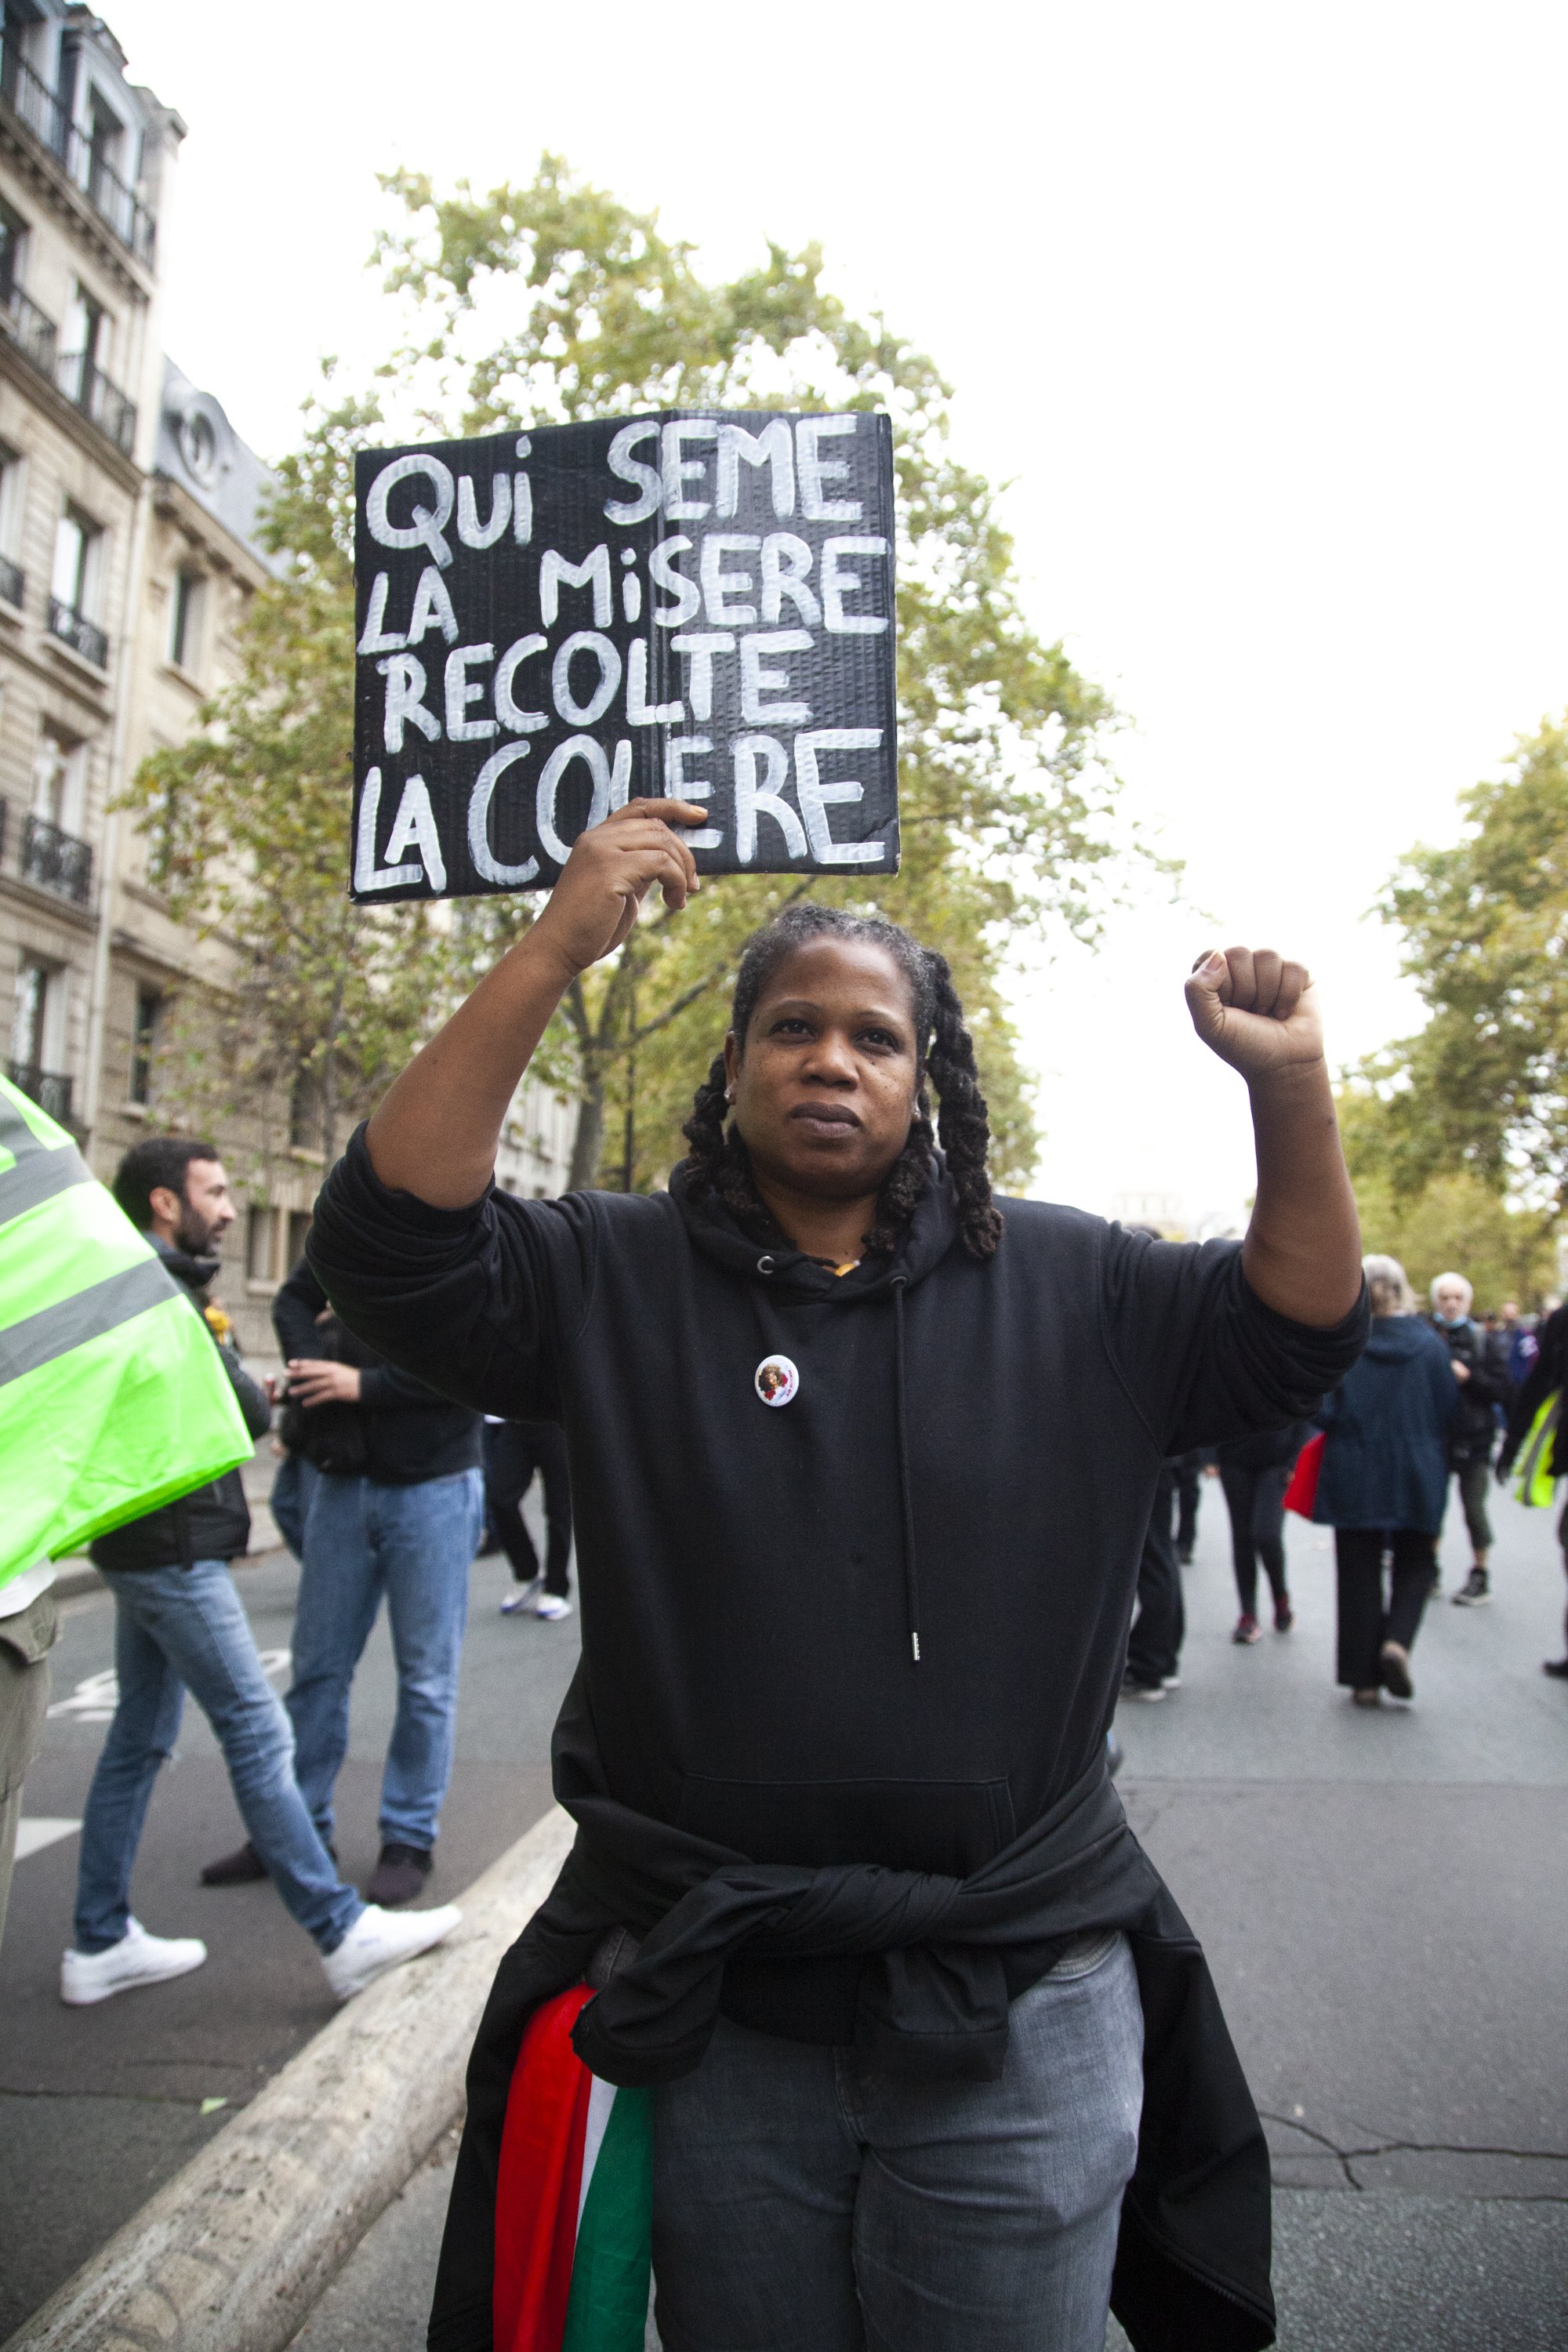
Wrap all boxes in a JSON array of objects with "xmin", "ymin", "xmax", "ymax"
[
  {"xmin": 66, "ymin": 1143, "xmax": 457, "ymax": 2005},
  {"xmin": 203, "ymin": 1257, "xmax": 484, "ymax": 1910},
  {"xmin": 482, "ymin": 1417, "xmax": 574, "ymax": 1620},
  {"xmin": 1313, "ymin": 1254, "xmax": 1456, "ymax": 1705},
  {"xmin": 1427, "ymin": 1272, "xmax": 1511, "ymax": 1606},
  {"xmin": 1214, "ymin": 1420, "xmax": 1312, "ymax": 1642}
]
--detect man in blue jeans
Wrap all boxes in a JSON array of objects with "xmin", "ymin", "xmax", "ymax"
[
  {"xmin": 64, "ymin": 1139, "xmax": 460, "ymax": 2006},
  {"xmin": 204, "ymin": 1257, "xmax": 483, "ymax": 1908}
]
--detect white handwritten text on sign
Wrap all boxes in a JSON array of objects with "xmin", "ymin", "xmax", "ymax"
[{"xmin": 350, "ymin": 410, "xmax": 898, "ymax": 901}]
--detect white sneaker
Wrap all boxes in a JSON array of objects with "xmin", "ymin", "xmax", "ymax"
[
  {"xmin": 499, "ymin": 1579, "xmax": 541, "ymax": 1615},
  {"xmin": 60, "ymin": 1918, "xmax": 207, "ymax": 2006},
  {"xmin": 534, "ymin": 1593, "xmax": 574, "ymax": 1621},
  {"xmin": 321, "ymin": 1901, "xmax": 462, "ymax": 2002}
]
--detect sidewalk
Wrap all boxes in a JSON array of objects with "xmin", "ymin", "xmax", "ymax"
[{"xmin": 0, "ymin": 1477, "xmax": 580, "ymax": 2340}]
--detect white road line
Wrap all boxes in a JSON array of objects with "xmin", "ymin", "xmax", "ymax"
[{"xmin": 15, "ymin": 1817, "xmax": 82, "ymax": 1860}]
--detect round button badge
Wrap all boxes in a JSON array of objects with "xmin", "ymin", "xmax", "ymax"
[{"xmin": 754, "ymin": 1355, "xmax": 800, "ymax": 1407}]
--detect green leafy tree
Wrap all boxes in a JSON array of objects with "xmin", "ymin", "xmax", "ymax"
[
  {"xmin": 372, "ymin": 156, "xmax": 1146, "ymax": 1188},
  {"xmin": 134, "ymin": 156, "xmax": 1153, "ymax": 1192},
  {"xmin": 1352, "ymin": 713, "xmax": 1568, "ymax": 1218},
  {"xmin": 1338, "ymin": 1093, "xmax": 1557, "ymax": 1306}
]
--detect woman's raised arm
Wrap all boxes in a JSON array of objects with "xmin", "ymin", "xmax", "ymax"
[{"xmin": 365, "ymin": 800, "xmax": 706, "ymax": 1207}]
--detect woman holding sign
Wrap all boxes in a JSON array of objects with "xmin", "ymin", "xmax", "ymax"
[{"xmin": 307, "ymin": 797, "xmax": 1365, "ymax": 2352}]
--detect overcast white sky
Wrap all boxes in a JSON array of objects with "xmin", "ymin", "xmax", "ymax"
[{"xmin": 105, "ymin": 2, "xmax": 1568, "ymax": 1224}]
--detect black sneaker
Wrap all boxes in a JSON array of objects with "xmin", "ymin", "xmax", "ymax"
[
  {"xmin": 1452, "ymin": 1570, "xmax": 1490, "ymax": 1606},
  {"xmin": 1544, "ymin": 1658, "xmax": 1568, "ymax": 1680},
  {"xmin": 201, "ymin": 1839, "xmax": 267, "ymax": 1886},
  {"xmin": 201, "ymin": 1833, "xmax": 336, "ymax": 1886},
  {"xmin": 365, "ymin": 1842, "xmax": 434, "ymax": 1907},
  {"xmin": 1378, "ymin": 1639, "xmax": 1414, "ymax": 1700}
]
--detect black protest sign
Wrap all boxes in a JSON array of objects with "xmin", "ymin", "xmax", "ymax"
[{"xmin": 350, "ymin": 409, "xmax": 898, "ymax": 902}]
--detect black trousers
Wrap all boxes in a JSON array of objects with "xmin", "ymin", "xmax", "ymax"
[
  {"xmin": 482, "ymin": 1420, "xmax": 573, "ymax": 1595},
  {"xmin": 1174, "ymin": 1458, "xmax": 1203, "ymax": 1552},
  {"xmin": 1334, "ymin": 1526, "xmax": 1435, "ymax": 1690},
  {"xmin": 1126, "ymin": 1467, "xmax": 1185, "ymax": 1686},
  {"xmin": 1218, "ymin": 1464, "xmax": 1290, "ymax": 1619}
]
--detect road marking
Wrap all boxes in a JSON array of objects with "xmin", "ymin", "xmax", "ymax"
[
  {"xmin": 15, "ymin": 1817, "xmax": 82, "ymax": 1860},
  {"xmin": 46, "ymin": 1649, "xmax": 292, "ymax": 1722}
]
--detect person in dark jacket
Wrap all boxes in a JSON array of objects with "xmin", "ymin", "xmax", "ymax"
[
  {"xmin": 201, "ymin": 1258, "xmax": 484, "ymax": 1910},
  {"xmin": 1313, "ymin": 1254, "xmax": 1456, "ymax": 1704},
  {"xmin": 64, "ymin": 1142, "xmax": 459, "ymax": 2007},
  {"xmin": 1427, "ymin": 1271, "xmax": 1511, "ymax": 1606},
  {"xmin": 1214, "ymin": 1420, "xmax": 1312, "ymax": 1641},
  {"xmin": 304, "ymin": 800, "xmax": 1367, "ymax": 2352},
  {"xmin": 1172, "ymin": 1447, "xmax": 1207, "ymax": 1563},
  {"xmin": 1121, "ymin": 1462, "xmax": 1184, "ymax": 1699},
  {"xmin": 484, "ymin": 1417, "xmax": 575, "ymax": 1619},
  {"xmin": 1497, "ymin": 1300, "xmax": 1568, "ymax": 1676}
]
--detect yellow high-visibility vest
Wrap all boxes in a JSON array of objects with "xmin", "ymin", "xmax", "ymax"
[{"xmin": 0, "ymin": 1076, "xmax": 252, "ymax": 1588}]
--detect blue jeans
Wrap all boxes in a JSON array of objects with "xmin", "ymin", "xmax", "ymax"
[
  {"xmin": 652, "ymin": 1933, "xmax": 1143, "ymax": 2352},
  {"xmin": 286, "ymin": 1467, "xmax": 482, "ymax": 1850},
  {"xmin": 270, "ymin": 1450, "xmax": 318, "ymax": 1560},
  {"xmin": 74, "ymin": 1560, "xmax": 361, "ymax": 1955}
]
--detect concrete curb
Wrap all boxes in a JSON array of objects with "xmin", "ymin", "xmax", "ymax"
[{"xmin": 3, "ymin": 1804, "xmax": 576, "ymax": 2352}]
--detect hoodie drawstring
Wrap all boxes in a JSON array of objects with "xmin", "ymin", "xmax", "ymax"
[{"xmin": 890, "ymin": 1275, "xmax": 921, "ymax": 1665}]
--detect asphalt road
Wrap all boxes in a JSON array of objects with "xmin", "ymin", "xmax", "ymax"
[
  {"xmin": 0, "ymin": 1456, "xmax": 580, "ymax": 2339},
  {"xmin": 5, "ymin": 1461, "xmax": 1566, "ymax": 2349}
]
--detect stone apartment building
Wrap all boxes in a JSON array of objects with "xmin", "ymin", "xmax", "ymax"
[{"xmin": 0, "ymin": 5, "xmax": 573, "ymax": 1356}]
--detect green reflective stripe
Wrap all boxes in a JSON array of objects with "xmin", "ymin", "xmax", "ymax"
[
  {"xmin": 0, "ymin": 1179, "xmax": 151, "ymax": 1328},
  {"xmin": 0, "ymin": 1254, "xmax": 176, "ymax": 1388},
  {"xmin": 0, "ymin": 1077, "xmax": 68, "ymax": 1161},
  {"xmin": 0, "ymin": 1146, "xmax": 92, "ymax": 1225}
]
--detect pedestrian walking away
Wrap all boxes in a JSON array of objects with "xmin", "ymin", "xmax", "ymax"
[
  {"xmin": 1427, "ymin": 1272, "xmax": 1511, "ymax": 1605},
  {"xmin": 1214, "ymin": 1421, "xmax": 1312, "ymax": 1642},
  {"xmin": 1498, "ymin": 1298, "xmax": 1568, "ymax": 1678},
  {"xmin": 64, "ymin": 1142, "xmax": 460, "ymax": 2008},
  {"xmin": 1313, "ymin": 1254, "xmax": 1456, "ymax": 1706},
  {"xmin": 1122, "ymin": 1460, "xmax": 1184, "ymax": 1699},
  {"xmin": 1172, "ymin": 1447, "xmax": 1207, "ymax": 1563},
  {"xmin": 308, "ymin": 800, "xmax": 1367, "ymax": 2352},
  {"xmin": 203, "ymin": 1255, "xmax": 484, "ymax": 1911},
  {"xmin": 483, "ymin": 1416, "xmax": 574, "ymax": 1619}
]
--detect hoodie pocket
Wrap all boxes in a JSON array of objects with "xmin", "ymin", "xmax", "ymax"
[{"xmin": 677, "ymin": 1773, "xmax": 1016, "ymax": 1876}]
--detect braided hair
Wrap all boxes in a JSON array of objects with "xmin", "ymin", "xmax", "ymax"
[{"xmin": 681, "ymin": 903, "xmax": 1002, "ymax": 1261}]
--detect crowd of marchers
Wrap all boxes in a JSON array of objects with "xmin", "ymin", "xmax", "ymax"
[{"xmin": 1120, "ymin": 1258, "xmax": 1568, "ymax": 1711}]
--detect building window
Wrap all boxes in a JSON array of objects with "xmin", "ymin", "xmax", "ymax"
[
  {"xmin": 286, "ymin": 1209, "xmax": 313, "ymax": 1270},
  {"xmin": 245, "ymin": 1204, "xmax": 277, "ymax": 1284},
  {"xmin": 129, "ymin": 983, "xmax": 159, "ymax": 1105},
  {"xmin": 31, "ymin": 720, "xmax": 85, "ymax": 833},
  {"xmin": 62, "ymin": 281, "xmax": 106, "ymax": 372},
  {"xmin": 11, "ymin": 953, "xmax": 51, "ymax": 1070},
  {"xmin": 52, "ymin": 505, "xmax": 102, "ymax": 622},
  {"xmin": 0, "ymin": 194, "xmax": 27, "ymax": 307},
  {"xmin": 289, "ymin": 1071, "xmax": 320, "ymax": 1154},
  {"xmin": 168, "ymin": 568, "xmax": 201, "ymax": 670},
  {"xmin": 0, "ymin": 438, "xmax": 25, "ymax": 605}
]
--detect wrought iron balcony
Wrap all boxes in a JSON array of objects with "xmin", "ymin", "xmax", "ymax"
[
  {"xmin": 0, "ymin": 45, "xmax": 155, "ymax": 261},
  {"xmin": 56, "ymin": 348, "xmax": 136, "ymax": 456},
  {"xmin": 47, "ymin": 596, "xmax": 108, "ymax": 670},
  {"xmin": 0, "ymin": 551, "xmax": 24, "ymax": 608},
  {"xmin": 0, "ymin": 281, "xmax": 56, "ymax": 376},
  {"xmin": 6, "ymin": 1060, "xmax": 73, "ymax": 1125},
  {"xmin": 21, "ymin": 809, "xmax": 93, "ymax": 902}
]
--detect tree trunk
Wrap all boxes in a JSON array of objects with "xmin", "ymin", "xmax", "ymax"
[{"xmin": 568, "ymin": 1072, "xmax": 605, "ymax": 1192}]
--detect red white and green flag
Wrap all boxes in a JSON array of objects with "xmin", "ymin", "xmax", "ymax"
[{"xmin": 494, "ymin": 1986, "xmax": 654, "ymax": 2352}]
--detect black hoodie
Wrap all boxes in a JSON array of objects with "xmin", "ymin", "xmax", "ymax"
[{"xmin": 309, "ymin": 1131, "xmax": 1366, "ymax": 2349}]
